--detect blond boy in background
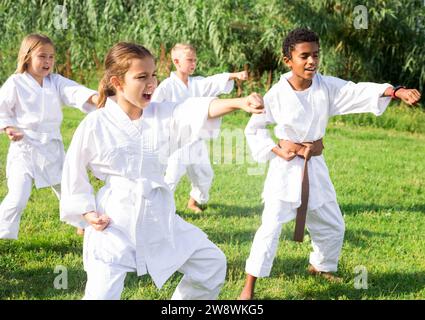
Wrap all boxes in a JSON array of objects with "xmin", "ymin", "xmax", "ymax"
[{"xmin": 153, "ymin": 43, "xmax": 248, "ymax": 212}]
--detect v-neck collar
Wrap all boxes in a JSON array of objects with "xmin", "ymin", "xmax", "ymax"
[
  {"xmin": 278, "ymin": 71, "xmax": 317, "ymax": 141},
  {"xmin": 170, "ymin": 72, "xmax": 190, "ymax": 90},
  {"xmin": 105, "ymin": 98, "xmax": 145, "ymax": 139},
  {"xmin": 24, "ymin": 71, "xmax": 48, "ymax": 89}
]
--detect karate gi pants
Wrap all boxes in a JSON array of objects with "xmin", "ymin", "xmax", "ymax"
[
  {"xmin": 83, "ymin": 236, "xmax": 227, "ymax": 300},
  {"xmin": 165, "ymin": 140, "xmax": 213, "ymax": 204},
  {"xmin": 0, "ymin": 167, "xmax": 61, "ymax": 239},
  {"xmin": 245, "ymin": 200, "xmax": 345, "ymax": 277}
]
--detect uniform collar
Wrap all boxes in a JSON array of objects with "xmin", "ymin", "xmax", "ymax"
[
  {"xmin": 23, "ymin": 72, "xmax": 51, "ymax": 89},
  {"xmin": 170, "ymin": 71, "xmax": 190, "ymax": 90},
  {"xmin": 104, "ymin": 98, "xmax": 146, "ymax": 139}
]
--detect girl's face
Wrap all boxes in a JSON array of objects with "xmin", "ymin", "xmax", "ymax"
[
  {"xmin": 116, "ymin": 57, "xmax": 157, "ymax": 110},
  {"xmin": 284, "ymin": 42, "xmax": 319, "ymax": 81},
  {"xmin": 27, "ymin": 43, "xmax": 55, "ymax": 81}
]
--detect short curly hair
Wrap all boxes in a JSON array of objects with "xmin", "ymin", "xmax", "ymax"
[{"xmin": 282, "ymin": 28, "xmax": 319, "ymax": 59}]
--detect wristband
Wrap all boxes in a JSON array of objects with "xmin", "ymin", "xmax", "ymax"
[{"xmin": 391, "ymin": 85, "xmax": 406, "ymax": 99}]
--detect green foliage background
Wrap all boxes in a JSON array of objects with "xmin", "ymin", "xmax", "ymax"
[{"xmin": 0, "ymin": 0, "xmax": 424, "ymax": 91}]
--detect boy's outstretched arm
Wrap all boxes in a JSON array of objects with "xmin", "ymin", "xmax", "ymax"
[
  {"xmin": 383, "ymin": 86, "xmax": 421, "ymax": 106},
  {"xmin": 229, "ymin": 71, "xmax": 248, "ymax": 81}
]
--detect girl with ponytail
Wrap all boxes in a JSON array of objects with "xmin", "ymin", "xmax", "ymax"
[{"xmin": 59, "ymin": 42, "xmax": 264, "ymax": 299}]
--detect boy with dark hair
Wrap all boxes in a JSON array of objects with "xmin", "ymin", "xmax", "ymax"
[{"xmin": 239, "ymin": 28, "xmax": 421, "ymax": 300}]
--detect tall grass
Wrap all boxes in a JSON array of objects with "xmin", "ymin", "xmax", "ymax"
[{"xmin": 0, "ymin": 0, "xmax": 424, "ymax": 91}]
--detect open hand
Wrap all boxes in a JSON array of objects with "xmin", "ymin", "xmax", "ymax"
[
  {"xmin": 83, "ymin": 211, "xmax": 110, "ymax": 231},
  {"xmin": 240, "ymin": 93, "xmax": 264, "ymax": 114},
  {"xmin": 396, "ymin": 88, "xmax": 421, "ymax": 106},
  {"xmin": 5, "ymin": 126, "xmax": 24, "ymax": 141}
]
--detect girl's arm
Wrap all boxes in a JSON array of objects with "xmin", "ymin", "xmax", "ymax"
[
  {"xmin": 168, "ymin": 93, "xmax": 264, "ymax": 157},
  {"xmin": 60, "ymin": 117, "xmax": 97, "ymax": 228},
  {"xmin": 54, "ymin": 74, "xmax": 98, "ymax": 113},
  {"xmin": 244, "ymin": 92, "xmax": 277, "ymax": 163},
  {"xmin": 208, "ymin": 92, "xmax": 264, "ymax": 118},
  {"xmin": 0, "ymin": 76, "xmax": 18, "ymax": 131}
]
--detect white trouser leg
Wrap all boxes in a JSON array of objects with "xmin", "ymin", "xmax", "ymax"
[
  {"xmin": 83, "ymin": 260, "xmax": 129, "ymax": 300},
  {"xmin": 0, "ymin": 172, "xmax": 33, "ymax": 239},
  {"xmin": 171, "ymin": 238, "xmax": 227, "ymax": 300},
  {"xmin": 306, "ymin": 201, "xmax": 345, "ymax": 272},
  {"xmin": 245, "ymin": 199, "xmax": 345, "ymax": 277},
  {"xmin": 51, "ymin": 184, "xmax": 61, "ymax": 200},
  {"xmin": 245, "ymin": 200, "xmax": 295, "ymax": 277},
  {"xmin": 186, "ymin": 141, "xmax": 213, "ymax": 205}
]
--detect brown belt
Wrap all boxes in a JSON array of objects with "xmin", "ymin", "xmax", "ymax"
[{"xmin": 278, "ymin": 138, "xmax": 324, "ymax": 242}]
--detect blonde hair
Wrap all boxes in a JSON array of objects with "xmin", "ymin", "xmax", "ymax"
[
  {"xmin": 171, "ymin": 43, "xmax": 196, "ymax": 60},
  {"xmin": 15, "ymin": 34, "xmax": 54, "ymax": 73},
  {"xmin": 97, "ymin": 42, "xmax": 155, "ymax": 108}
]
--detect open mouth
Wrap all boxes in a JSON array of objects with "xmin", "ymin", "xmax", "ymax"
[
  {"xmin": 42, "ymin": 66, "xmax": 50, "ymax": 71},
  {"xmin": 142, "ymin": 93, "xmax": 152, "ymax": 100},
  {"xmin": 305, "ymin": 67, "xmax": 316, "ymax": 72}
]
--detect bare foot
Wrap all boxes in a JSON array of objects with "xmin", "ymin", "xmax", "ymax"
[
  {"xmin": 307, "ymin": 264, "xmax": 343, "ymax": 283},
  {"xmin": 187, "ymin": 197, "xmax": 203, "ymax": 213},
  {"xmin": 76, "ymin": 228, "xmax": 85, "ymax": 236}
]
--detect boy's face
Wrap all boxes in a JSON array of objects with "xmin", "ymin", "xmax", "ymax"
[
  {"xmin": 284, "ymin": 42, "xmax": 319, "ymax": 81},
  {"xmin": 174, "ymin": 50, "xmax": 197, "ymax": 75}
]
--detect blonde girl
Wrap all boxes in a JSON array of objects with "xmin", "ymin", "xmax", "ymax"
[{"xmin": 0, "ymin": 34, "xmax": 97, "ymax": 239}]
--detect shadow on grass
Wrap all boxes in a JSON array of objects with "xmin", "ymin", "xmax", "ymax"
[
  {"xmin": 0, "ymin": 239, "xmax": 82, "ymax": 256},
  {"xmin": 0, "ymin": 265, "xmax": 86, "ymax": 299},
  {"xmin": 0, "ymin": 239, "xmax": 85, "ymax": 299},
  {"xmin": 177, "ymin": 203, "xmax": 264, "ymax": 220},
  {"xmin": 286, "ymin": 270, "xmax": 425, "ymax": 300},
  {"xmin": 340, "ymin": 203, "xmax": 425, "ymax": 216},
  {"xmin": 179, "ymin": 202, "xmax": 425, "ymax": 221}
]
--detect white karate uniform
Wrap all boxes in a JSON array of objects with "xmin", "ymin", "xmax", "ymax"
[
  {"xmin": 245, "ymin": 72, "xmax": 391, "ymax": 276},
  {"xmin": 152, "ymin": 72, "xmax": 234, "ymax": 204},
  {"xmin": 0, "ymin": 72, "xmax": 96, "ymax": 239},
  {"xmin": 60, "ymin": 97, "xmax": 226, "ymax": 300}
]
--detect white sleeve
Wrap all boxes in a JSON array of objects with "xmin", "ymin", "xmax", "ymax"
[
  {"xmin": 199, "ymin": 73, "xmax": 234, "ymax": 96},
  {"xmin": 54, "ymin": 74, "xmax": 97, "ymax": 113},
  {"xmin": 244, "ymin": 92, "xmax": 277, "ymax": 163},
  {"xmin": 327, "ymin": 76, "xmax": 392, "ymax": 116},
  {"xmin": 170, "ymin": 97, "xmax": 221, "ymax": 150},
  {"xmin": 59, "ymin": 118, "xmax": 96, "ymax": 228},
  {"xmin": 0, "ymin": 76, "xmax": 18, "ymax": 131}
]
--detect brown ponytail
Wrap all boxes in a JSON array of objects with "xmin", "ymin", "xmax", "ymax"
[
  {"xmin": 97, "ymin": 74, "xmax": 116, "ymax": 108},
  {"xmin": 97, "ymin": 42, "xmax": 154, "ymax": 108}
]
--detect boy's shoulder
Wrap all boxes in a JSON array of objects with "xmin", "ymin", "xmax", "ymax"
[
  {"xmin": 157, "ymin": 75, "xmax": 175, "ymax": 88},
  {"xmin": 266, "ymin": 72, "xmax": 347, "ymax": 97},
  {"xmin": 265, "ymin": 72, "xmax": 292, "ymax": 98},
  {"xmin": 190, "ymin": 75, "xmax": 206, "ymax": 82}
]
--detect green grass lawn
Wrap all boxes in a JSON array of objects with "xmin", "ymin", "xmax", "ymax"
[{"xmin": 0, "ymin": 106, "xmax": 424, "ymax": 300}]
